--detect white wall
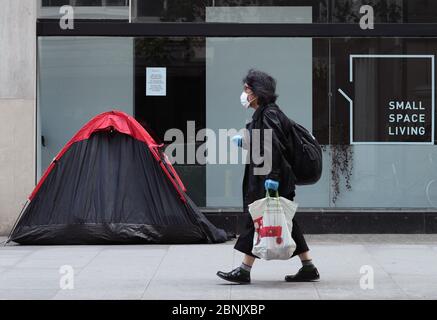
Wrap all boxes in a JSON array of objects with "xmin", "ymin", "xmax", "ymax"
[{"xmin": 0, "ymin": 0, "xmax": 36, "ymax": 235}]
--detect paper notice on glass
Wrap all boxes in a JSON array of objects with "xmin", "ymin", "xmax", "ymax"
[{"xmin": 146, "ymin": 67, "xmax": 166, "ymax": 96}]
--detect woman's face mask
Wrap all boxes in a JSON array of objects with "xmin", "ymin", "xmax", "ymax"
[
  {"xmin": 240, "ymin": 85, "xmax": 256, "ymax": 109},
  {"xmin": 240, "ymin": 91, "xmax": 251, "ymax": 109}
]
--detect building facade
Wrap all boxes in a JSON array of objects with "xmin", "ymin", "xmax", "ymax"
[{"xmin": 1, "ymin": 0, "xmax": 437, "ymax": 235}]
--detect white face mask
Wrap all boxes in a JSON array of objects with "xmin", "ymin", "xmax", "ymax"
[{"xmin": 240, "ymin": 91, "xmax": 251, "ymax": 109}]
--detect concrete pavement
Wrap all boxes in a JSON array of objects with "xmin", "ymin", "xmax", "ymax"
[{"xmin": 1, "ymin": 235, "xmax": 437, "ymax": 300}]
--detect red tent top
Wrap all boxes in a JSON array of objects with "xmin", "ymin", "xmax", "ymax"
[{"xmin": 30, "ymin": 110, "xmax": 186, "ymax": 201}]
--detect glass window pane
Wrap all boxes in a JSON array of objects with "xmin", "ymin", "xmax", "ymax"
[
  {"xmin": 332, "ymin": 0, "xmax": 437, "ymax": 23},
  {"xmin": 37, "ymin": 37, "xmax": 134, "ymax": 177},
  {"xmin": 406, "ymin": 0, "xmax": 437, "ymax": 22},
  {"xmin": 205, "ymin": 6, "xmax": 317, "ymax": 207},
  {"xmin": 330, "ymin": 37, "xmax": 437, "ymax": 207},
  {"xmin": 42, "ymin": 0, "xmax": 128, "ymax": 6},
  {"xmin": 38, "ymin": 0, "xmax": 129, "ymax": 19},
  {"xmin": 132, "ymin": 1, "xmax": 328, "ymax": 23},
  {"xmin": 42, "ymin": 0, "xmax": 71, "ymax": 6},
  {"xmin": 39, "ymin": 0, "xmax": 437, "ymax": 22}
]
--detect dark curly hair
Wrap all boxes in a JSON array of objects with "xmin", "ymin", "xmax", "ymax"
[{"xmin": 242, "ymin": 69, "xmax": 278, "ymax": 106}]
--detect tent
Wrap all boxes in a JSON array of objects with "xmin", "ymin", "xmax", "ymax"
[{"xmin": 8, "ymin": 111, "xmax": 229, "ymax": 245}]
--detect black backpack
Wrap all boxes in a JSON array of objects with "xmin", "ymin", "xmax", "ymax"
[{"xmin": 286, "ymin": 118, "xmax": 323, "ymax": 185}]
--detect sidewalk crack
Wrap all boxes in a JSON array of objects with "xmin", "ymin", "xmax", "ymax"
[
  {"xmin": 52, "ymin": 247, "xmax": 104, "ymax": 299},
  {"xmin": 140, "ymin": 246, "xmax": 169, "ymax": 299},
  {"xmin": 362, "ymin": 243, "xmax": 409, "ymax": 299}
]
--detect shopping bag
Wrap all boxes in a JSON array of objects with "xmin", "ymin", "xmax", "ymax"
[{"xmin": 248, "ymin": 191, "xmax": 298, "ymax": 260}]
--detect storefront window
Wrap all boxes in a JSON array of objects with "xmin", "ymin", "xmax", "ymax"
[
  {"xmin": 36, "ymin": 34, "xmax": 437, "ymax": 209},
  {"xmin": 329, "ymin": 38, "xmax": 436, "ymax": 208},
  {"xmin": 37, "ymin": 0, "xmax": 437, "ymax": 23}
]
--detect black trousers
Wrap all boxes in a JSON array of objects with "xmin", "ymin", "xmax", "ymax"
[{"xmin": 234, "ymin": 194, "xmax": 309, "ymax": 259}]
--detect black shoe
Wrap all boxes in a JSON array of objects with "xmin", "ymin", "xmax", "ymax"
[
  {"xmin": 285, "ymin": 266, "xmax": 320, "ymax": 282},
  {"xmin": 217, "ymin": 267, "xmax": 251, "ymax": 284}
]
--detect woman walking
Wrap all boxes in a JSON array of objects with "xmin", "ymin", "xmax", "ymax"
[{"xmin": 216, "ymin": 69, "xmax": 320, "ymax": 284}]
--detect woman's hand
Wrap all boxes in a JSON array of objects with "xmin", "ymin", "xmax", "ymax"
[
  {"xmin": 264, "ymin": 179, "xmax": 279, "ymax": 191},
  {"xmin": 231, "ymin": 135, "xmax": 243, "ymax": 147}
]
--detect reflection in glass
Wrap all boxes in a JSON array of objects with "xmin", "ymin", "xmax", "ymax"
[
  {"xmin": 36, "ymin": 35, "xmax": 437, "ymax": 209},
  {"xmin": 133, "ymin": 0, "xmax": 328, "ymax": 23},
  {"xmin": 332, "ymin": 0, "xmax": 437, "ymax": 23}
]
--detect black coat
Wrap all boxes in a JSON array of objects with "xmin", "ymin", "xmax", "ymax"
[
  {"xmin": 234, "ymin": 102, "xmax": 309, "ymax": 258},
  {"xmin": 241, "ymin": 102, "xmax": 296, "ymax": 211}
]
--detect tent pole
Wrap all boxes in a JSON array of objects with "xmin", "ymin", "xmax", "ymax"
[{"xmin": 3, "ymin": 199, "xmax": 30, "ymax": 246}]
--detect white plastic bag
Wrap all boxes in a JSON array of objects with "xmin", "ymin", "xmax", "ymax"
[{"xmin": 249, "ymin": 192, "xmax": 298, "ymax": 260}]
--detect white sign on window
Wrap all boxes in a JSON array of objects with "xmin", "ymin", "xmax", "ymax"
[{"xmin": 146, "ymin": 67, "xmax": 166, "ymax": 96}]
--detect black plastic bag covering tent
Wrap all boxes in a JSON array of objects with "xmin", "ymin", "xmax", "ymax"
[{"xmin": 8, "ymin": 111, "xmax": 229, "ymax": 245}]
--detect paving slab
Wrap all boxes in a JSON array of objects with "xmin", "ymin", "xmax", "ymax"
[
  {"xmin": 0, "ymin": 289, "xmax": 59, "ymax": 300},
  {"xmin": 142, "ymin": 245, "xmax": 233, "ymax": 300},
  {"xmin": 390, "ymin": 274, "xmax": 437, "ymax": 299},
  {"xmin": 365, "ymin": 245, "xmax": 437, "ymax": 276},
  {"xmin": 0, "ymin": 235, "xmax": 436, "ymax": 300},
  {"xmin": 13, "ymin": 247, "xmax": 103, "ymax": 269},
  {"xmin": 0, "ymin": 267, "xmax": 69, "ymax": 290}
]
